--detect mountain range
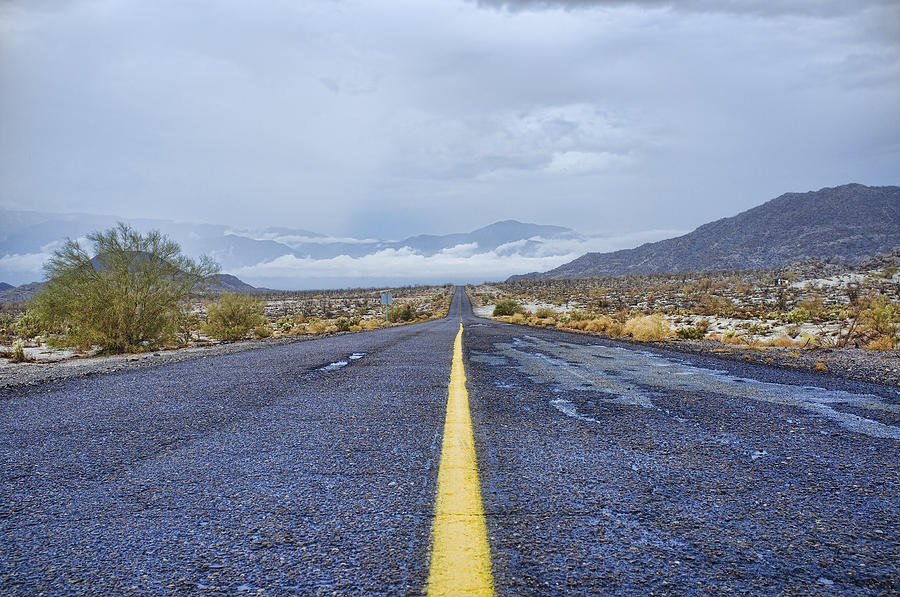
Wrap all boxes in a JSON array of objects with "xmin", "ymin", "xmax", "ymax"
[
  {"xmin": 0, "ymin": 212, "xmax": 586, "ymax": 290},
  {"xmin": 3, "ymin": 183, "xmax": 897, "ymax": 293},
  {"xmin": 510, "ymin": 184, "xmax": 900, "ymax": 280}
]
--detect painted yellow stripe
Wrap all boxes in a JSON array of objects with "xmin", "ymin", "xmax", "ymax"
[{"xmin": 427, "ymin": 323, "xmax": 495, "ymax": 596}]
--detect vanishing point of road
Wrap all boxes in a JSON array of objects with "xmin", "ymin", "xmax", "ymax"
[{"xmin": 2, "ymin": 288, "xmax": 898, "ymax": 595}]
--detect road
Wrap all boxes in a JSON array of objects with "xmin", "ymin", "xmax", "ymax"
[{"xmin": 1, "ymin": 287, "xmax": 898, "ymax": 595}]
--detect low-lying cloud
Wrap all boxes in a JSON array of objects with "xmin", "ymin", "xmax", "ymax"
[
  {"xmin": 229, "ymin": 229, "xmax": 682, "ymax": 289},
  {"xmin": 0, "ymin": 222, "xmax": 684, "ymax": 290}
]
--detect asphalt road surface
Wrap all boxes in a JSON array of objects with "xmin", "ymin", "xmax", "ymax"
[{"xmin": 2, "ymin": 288, "xmax": 898, "ymax": 595}]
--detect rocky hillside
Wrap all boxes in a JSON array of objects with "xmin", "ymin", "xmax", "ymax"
[{"xmin": 511, "ymin": 184, "xmax": 900, "ymax": 280}]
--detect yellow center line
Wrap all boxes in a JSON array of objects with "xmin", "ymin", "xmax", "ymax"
[{"xmin": 427, "ymin": 323, "xmax": 495, "ymax": 596}]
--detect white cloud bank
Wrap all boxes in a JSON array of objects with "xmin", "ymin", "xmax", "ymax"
[
  {"xmin": 229, "ymin": 229, "xmax": 683, "ymax": 288},
  {"xmin": 233, "ymin": 246, "xmax": 576, "ymax": 284},
  {"xmin": 0, "ymin": 229, "xmax": 685, "ymax": 289}
]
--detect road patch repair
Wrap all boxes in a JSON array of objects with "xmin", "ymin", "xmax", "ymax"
[
  {"xmin": 427, "ymin": 323, "xmax": 495, "ymax": 596},
  {"xmin": 475, "ymin": 335, "xmax": 900, "ymax": 440}
]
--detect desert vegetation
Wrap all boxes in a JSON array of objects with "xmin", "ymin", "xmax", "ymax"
[
  {"xmin": 250, "ymin": 284, "xmax": 452, "ymax": 337},
  {"xmin": 25, "ymin": 224, "xmax": 218, "ymax": 353},
  {"xmin": 204, "ymin": 293, "xmax": 269, "ymax": 341},
  {"xmin": 0, "ymin": 223, "xmax": 454, "ymax": 362},
  {"xmin": 3, "ymin": 281, "xmax": 453, "ymax": 361},
  {"xmin": 469, "ymin": 252, "xmax": 900, "ymax": 349}
]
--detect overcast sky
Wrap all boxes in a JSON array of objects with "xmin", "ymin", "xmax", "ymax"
[{"xmin": 1, "ymin": 0, "xmax": 898, "ymax": 240}]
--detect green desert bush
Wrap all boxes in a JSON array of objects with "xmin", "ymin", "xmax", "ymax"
[
  {"xmin": 565, "ymin": 309, "xmax": 589, "ymax": 322},
  {"xmin": 335, "ymin": 317, "xmax": 352, "ymax": 332},
  {"xmin": 10, "ymin": 340, "xmax": 27, "ymax": 363},
  {"xmin": 14, "ymin": 311, "xmax": 43, "ymax": 341},
  {"xmin": 534, "ymin": 307, "xmax": 556, "ymax": 319},
  {"xmin": 786, "ymin": 307, "xmax": 810, "ymax": 324},
  {"xmin": 861, "ymin": 294, "xmax": 899, "ymax": 347},
  {"xmin": 676, "ymin": 326, "xmax": 705, "ymax": 340},
  {"xmin": 798, "ymin": 295, "xmax": 825, "ymax": 319},
  {"xmin": 306, "ymin": 317, "xmax": 328, "ymax": 334},
  {"xmin": 0, "ymin": 313, "xmax": 15, "ymax": 344},
  {"xmin": 275, "ymin": 316, "xmax": 294, "ymax": 333},
  {"xmin": 388, "ymin": 303, "xmax": 418, "ymax": 323},
  {"xmin": 31, "ymin": 223, "xmax": 218, "ymax": 353},
  {"xmin": 676, "ymin": 318, "xmax": 710, "ymax": 340},
  {"xmin": 493, "ymin": 299, "xmax": 525, "ymax": 317},
  {"xmin": 204, "ymin": 293, "xmax": 267, "ymax": 341}
]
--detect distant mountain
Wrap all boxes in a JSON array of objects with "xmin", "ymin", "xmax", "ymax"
[
  {"xmin": 0, "ymin": 273, "xmax": 256, "ymax": 303},
  {"xmin": 0, "ymin": 282, "xmax": 46, "ymax": 303},
  {"xmin": 510, "ymin": 184, "xmax": 900, "ymax": 280},
  {"xmin": 391, "ymin": 220, "xmax": 578, "ymax": 255},
  {"xmin": 0, "ymin": 209, "xmax": 582, "ymax": 288},
  {"xmin": 212, "ymin": 274, "xmax": 257, "ymax": 293}
]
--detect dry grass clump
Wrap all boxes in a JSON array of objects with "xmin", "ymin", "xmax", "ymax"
[
  {"xmin": 722, "ymin": 333, "xmax": 746, "ymax": 345},
  {"xmin": 252, "ymin": 324, "xmax": 273, "ymax": 339},
  {"xmin": 622, "ymin": 314, "xmax": 672, "ymax": 341},
  {"xmin": 359, "ymin": 318, "xmax": 383, "ymax": 331},
  {"xmin": 866, "ymin": 336, "xmax": 895, "ymax": 350},
  {"xmin": 557, "ymin": 315, "xmax": 624, "ymax": 337},
  {"xmin": 765, "ymin": 334, "xmax": 804, "ymax": 348},
  {"xmin": 305, "ymin": 318, "xmax": 330, "ymax": 335}
]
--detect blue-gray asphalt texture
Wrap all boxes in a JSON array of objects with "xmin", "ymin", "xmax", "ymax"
[{"xmin": 2, "ymin": 288, "xmax": 898, "ymax": 595}]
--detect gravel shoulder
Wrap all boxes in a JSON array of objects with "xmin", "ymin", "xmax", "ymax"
[{"xmin": 0, "ymin": 326, "xmax": 427, "ymax": 390}]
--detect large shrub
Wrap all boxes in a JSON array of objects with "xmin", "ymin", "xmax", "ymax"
[
  {"xmin": 493, "ymin": 299, "xmax": 525, "ymax": 317},
  {"xmin": 861, "ymin": 294, "xmax": 899, "ymax": 348},
  {"xmin": 204, "ymin": 293, "xmax": 267, "ymax": 341},
  {"xmin": 32, "ymin": 223, "xmax": 218, "ymax": 353}
]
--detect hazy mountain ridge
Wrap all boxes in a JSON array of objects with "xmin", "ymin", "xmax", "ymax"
[
  {"xmin": 0, "ymin": 274, "xmax": 257, "ymax": 303},
  {"xmin": 510, "ymin": 184, "xmax": 900, "ymax": 281},
  {"xmin": 0, "ymin": 211, "xmax": 582, "ymax": 289}
]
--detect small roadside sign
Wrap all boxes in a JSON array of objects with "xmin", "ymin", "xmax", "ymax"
[{"xmin": 381, "ymin": 292, "xmax": 393, "ymax": 327}]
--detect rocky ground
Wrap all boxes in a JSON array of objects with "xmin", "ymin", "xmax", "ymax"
[
  {"xmin": 469, "ymin": 255, "xmax": 900, "ymax": 389},
  {"xmin": 659, "ymin": 338, "xmax": 900, "ymax": 388}
]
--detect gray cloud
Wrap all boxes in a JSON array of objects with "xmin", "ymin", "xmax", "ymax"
[
  {"xmin": 475, "ymin": 0, "xmax": 900, "ymax": 18},
  {"xmin": 0, "ymin": 0, "xmax": 897, "ymax": 249}
]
